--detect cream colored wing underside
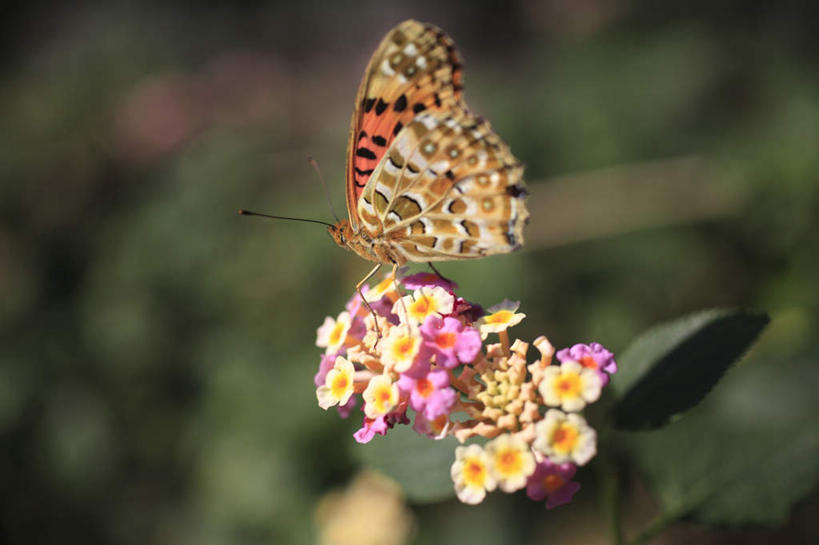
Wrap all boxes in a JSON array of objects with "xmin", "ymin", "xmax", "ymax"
[{"xmin": 356, "ymin": 109, "xmax": 528, "ymax": 262}]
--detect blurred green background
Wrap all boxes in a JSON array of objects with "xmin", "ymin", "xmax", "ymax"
[{"xmin": 1, "ymin": 1, "xmax": 817, "ymax": 544}]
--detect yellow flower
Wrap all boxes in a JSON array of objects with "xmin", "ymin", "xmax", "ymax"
[
  {"xmin": 316, "ymin": 311, "xmax": 352, "ymax": 355},
  {"xmin": 539, "ymin": 360, "xmax": 602, "ymax": 412},
  {"xmin": 533, "ymin": 409, "xmax": 596, "ymax": 466},
  {"xmin": 476, "ymin": 300, "xmax": 526, "ymax": 338},
  {"xmin": 393, "ymin": 286, "xmax": 454, "ymax": 326},
  {"xmin": 485, "ymin": 434, "xmax": 536, "ymax": 493},
  {"xmin": 451, "ymin": 444, "xmax": 497, "ymax": 504},
  {"xmin": 362, "ymin": 374, "xmax": 399, "ymax": 419},
  {"xmin": 380, "ymin": 325, "xmax": 422, "ymax": 373},
  {"xmin": 363, "ymin": 273, "xmax": 399, "ymax": 303},
  {"xmin": 316, "ymin": 356, "xmax": 356, "ymax": 409}
]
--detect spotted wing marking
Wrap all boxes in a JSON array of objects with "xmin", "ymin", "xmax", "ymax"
[{"xmin": 358, "ymin": 110, "xmax": 528, "ymax": 262}]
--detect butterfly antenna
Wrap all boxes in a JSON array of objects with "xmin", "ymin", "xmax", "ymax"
[
  {"xmin": 238, "ymin": 209, "xmax": 335, "ymax": 228},
  {"xmin": 307, "ymin": 154, "xmax": 341, "ymax": 223}
]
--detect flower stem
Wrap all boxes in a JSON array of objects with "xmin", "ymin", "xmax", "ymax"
[
  {"xmin": 625, "ymin": 510, "xmax": 679, "ymax": 545},
  {"xmin": 498, "ymin": 330, "xmax": 510, "ymax": 356},
  {"xmin": 598, "ymin": 452, "xmax": 623, "ymax": 545}
]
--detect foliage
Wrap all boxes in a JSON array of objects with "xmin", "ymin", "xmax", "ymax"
[{"xmin": 610, "ymin": 309, "xmax": 769, "ymax": 430}]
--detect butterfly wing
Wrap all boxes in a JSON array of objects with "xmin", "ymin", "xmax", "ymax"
[
  {"xmin": 357, "ymin": 109, "xmax": 528, "ymax": 262},
  {"xmin": 346, "ymin": 20, "xmax": 464, "ymax": 230}
]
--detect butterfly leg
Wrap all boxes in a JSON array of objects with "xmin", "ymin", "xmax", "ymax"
[
  {"xmin": 356, "ymin": 263, "xmax": 382, "ymax": 340},
  {"xmin": 390, "ymin": 262, "xmax": 412, "ymax": 336},
  {"xmin": 428, "ymin": 262, "xmax": 454, "ymax": 286}
]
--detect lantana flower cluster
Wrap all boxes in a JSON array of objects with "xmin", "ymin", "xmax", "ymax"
[{"xmin": 315, "ymin": 271, "xmax": 617, "ymax": 508}]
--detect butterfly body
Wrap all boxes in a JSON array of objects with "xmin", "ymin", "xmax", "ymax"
[
  {"xmin": 332, "ymin": 20, "xmax": 528, "ymax": 268},
  {"xmin": 329, "ymin": 219, "xmax": 400, "ymax": 264}
]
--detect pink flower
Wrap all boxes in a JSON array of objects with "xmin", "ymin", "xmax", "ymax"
[
  {"xmin": 345, "ymin": 288, "xmax": 367, "ymax": 318},
  {"xmin": 337, "ymin": 395, "xmax": 357, "ymax": 419},
  {"xmin": 420, "ymin": 315, "xmax": 482, "ymax": 368},
  {"xmin": 402, "ymin": 271, "xmax": 458, "ymax": 291},
  {"xmin": 353, "ymin": 416, "xmax": 388, "ymax": 443},
  {"xmin": 362, "ymin": 278, "xmax": 402, "ymax": 318},
  {"xmin": 352, "ymin": 410, "xmax": 410, "ymax": 443},
  {"xmin": 399, "ymin": 350, "xmax": 432, "ymax": 379},
  {"xmin": 526, "ymin": 460, "xmax": 581, "ymax": 509},
  {"xmin": 386, "ymin": 411, "xmax": 410, "ymax": 427},
  {"xmin": 348, "ymin": 282, "xmax": 395, "ymax": 319},
  {"xmin": 370, "ymin": 297, "xmax": 395, "ymax": 318},
  {"xmin": 397, "ymin": 368, "xmax": 456, "ymax": 420},
  {"xmin": 412, "ymin": 411, "xmax": 450, "ymax": 438},
  {"xmin": 344, "ymin": 289, "xmax": 379, "ymax": 334},
  {"xmin": 453, "ymin": 297, "xmax": 484, "ymax": 323},
  {"xmin": 556, "ymin": 343, "xmax": 617, "ymax": 386},
  {"xmin": 314, "ymin": 354, "xmax": 336, "ymax": 387}
]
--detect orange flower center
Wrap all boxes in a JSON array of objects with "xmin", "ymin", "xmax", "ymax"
[
  {"xmin": 417, "ymin": 377, "xmax": 434, "ymax": 398},
  {"xmin": 435, "ymin": 332, "xmax": 456, "ymax": 349},
  {"xmin": 377, "ymin": 388, "xmax": 393, "ymax": 405},
  {"xmin": 329, "ymin": 322, "xmax": 345, "ymax": 346},
  {"xmin": 464, "ymin": 459, "xmax": 486, "ymax": 484},
  {"xmin": 486, "ymin": 310, "xmax": 513, "ymax": 324},
  {"xmin": 430, "ymin": 414, "xmax": 448, "ymax": 433},
  {"xmin": 394, "ymin": 337, "xmax": 415, "ymax": 358},
  {"xmin": 543, "ymin": 474, "xmax": 565, "ymax": 494},
  {"xmin": 555, "ymin": 373, "xmax": 581, "ymax": 397},
  {"xmin": 331, "ymin": 374, "xmax": 348, "ymax": 393},
  {"xmin": 552, "ymin": 423, "xmax": 580, "ymax": 454},
  {"xmin": 374, "ymin": 276, "xmax": 394, "ymax": 293},
  {"xmin": 412, "ymin": 296, "xmax": 432, "ymax": 315},
  {"xmin": 497, "ymin": 449, "xmax": 522, "ymax": 474},
  {"xmin": 580, "ymin": 355, "xmax": 599, "ymax": 370}
]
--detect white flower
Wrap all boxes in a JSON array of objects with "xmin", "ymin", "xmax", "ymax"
[
  {"xmin": 533, "ymin": 409, "xmax": 597, "ymax": 466},
  {"xmin": 380, "ymin": 324, "xmax": 422, "ymax": 373},
  {"xmin": 316, "ymin": 356, "xmax": 355, "ymax": 409},
  {"xmin": 363, "ymin": 273, "xmax": 399, "ymax": 303},
  {"xmin": 485, "ymin": 434, "xmax": 536, "ymax": 493},
  {"xmin": 476, "ymin": 300, "xmax": 526, "ymax": 338},
  {"xmin": 539, "ymin": 360, "xmax": 602, "ymax": 412},
  {"xmin": 362, "ymin": 374, "xmax": 399, "ymax": 419},
  {"xmin": 316, "ymin": 311, "xmax": 352, "ymax": 354},
  {"xmin": 451, "ymin": 444, "xmax": 497, "ymax": 504},
  {"xmin": 392, "ymin": 286, "xmax": 454, "ymax": 325}
]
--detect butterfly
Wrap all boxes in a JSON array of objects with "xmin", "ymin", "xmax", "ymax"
[{"xmin": 327, "ymin": 20, "xmax": 529, "ymax": 294}]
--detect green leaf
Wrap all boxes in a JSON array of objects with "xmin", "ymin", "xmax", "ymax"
[
  {"xmin": 626, "ymin": 347, "xmax": 819, "ymax": 527},
  {"xmin": 610, "ymin": 309, "xmax": 769, "ymax": 430},
  {"xmin": 349, "ymin": 424, "xmax": 459, "ymax": 503},
  {"xmin": 630, "ymin": 417, "xmax": 819, "ymax": 527}
]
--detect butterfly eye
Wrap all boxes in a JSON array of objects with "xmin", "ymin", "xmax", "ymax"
[
  {"xmin": 422, "ymin": 142, "xmax": 437, "ymax": 156},
  {"xmin": 467, "ymin": 155, "xmax": 478, "ymax": 166},
  {"xmin": 405, "ymin": 66, "xmax": 417, "ymax": 77},
  {"xmin": 447, "ymin": 146, "xmax": 460, "ymax": 159}
]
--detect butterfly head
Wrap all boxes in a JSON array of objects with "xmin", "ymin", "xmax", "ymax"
[
  {"xmin": 329, "ymin": 219, "xmax": 391, "ymax": 263},
  {"xmin": 327, "ymin": 220, "xmax": 358, "ymax": 250},
  {"xmin": 328, "ymin": 219, "xmax": 351, "ymax": 247}
]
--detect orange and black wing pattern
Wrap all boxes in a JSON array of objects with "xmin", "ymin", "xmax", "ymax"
[{"xmin": 345, "ymin": 20, "xmax": 465, "ymax": 229}]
